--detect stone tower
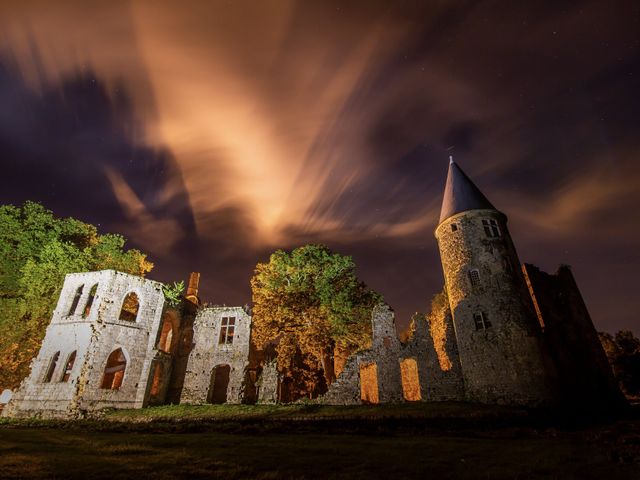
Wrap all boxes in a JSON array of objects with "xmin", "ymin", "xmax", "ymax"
[{"xmin": 434, "ymin": 158, "xmax": 553, "ymax": 405}]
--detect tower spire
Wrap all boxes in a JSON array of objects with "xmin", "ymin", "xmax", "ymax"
[{"xmin": 439, "ymin": 159, "xmax": 496, "ymax": 224}]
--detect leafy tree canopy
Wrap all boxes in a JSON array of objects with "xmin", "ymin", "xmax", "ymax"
[
  {"xmin": 250, "ymin": 244, "xmax": 382, "ymax": 400},
  {"xmin": 0, "ymin": 201, "xmax": 153, "ymax": 389}
]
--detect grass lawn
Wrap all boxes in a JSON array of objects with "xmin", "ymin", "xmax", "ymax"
[{"xmin": 1, "ymin": 403, "xmax": 638, "ymax": 479}]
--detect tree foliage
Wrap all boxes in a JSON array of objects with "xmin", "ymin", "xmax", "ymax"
[
  {"xmin": 250, "ymin": 244, "xmax": 382, "ymax": 400},
  {"xmin": 162, "ymin": 281, "xmax": 185, "ymax": 308},
  {"xmin": 0, "ymin": 201, "xmax": 153, "ymax": 389}
]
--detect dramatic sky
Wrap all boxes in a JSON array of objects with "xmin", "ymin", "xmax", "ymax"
[{"xmin": 1, "ymin": 0, "xmax": 638, "ymax": 333}]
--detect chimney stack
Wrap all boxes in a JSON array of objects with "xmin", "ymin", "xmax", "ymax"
[{"xmin": 186, "ymin": 272, "xmax": 200, "ymax": 301}]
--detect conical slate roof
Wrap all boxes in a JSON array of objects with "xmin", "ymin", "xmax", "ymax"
[{"xmin": 439, "ymin": 157, "xmax": 496, "ymax": 224}]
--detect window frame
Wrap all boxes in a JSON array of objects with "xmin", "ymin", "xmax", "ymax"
[
  {"xmin": 468, "ymin": 269, "xmax": 481, "ymax": 287},
  {"xmin": 482, "ymin": 219, "xmax": 501, "ymax": 238},
  {"xmin": 473, "ymin": 312, "xmax": 492, "ymax": 331},
  {"xmin": 218, "ymin": 316, "xmax": 236, "ymax": 345}
]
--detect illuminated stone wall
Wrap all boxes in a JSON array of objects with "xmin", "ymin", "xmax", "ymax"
[
  {"xmin": 179, "ymin": 306, "xmax": 251, "ymax": 404},
  {"xmin": 435, "ymin": 209, "xmax": 554, "ymax": 405},
  {"xmin": 320, "ymin": 304, "xmax": 465, "ymax": 405},
  {"xmin": 4, "ymin": 270, "xmax": 167, "ymax": 418}
]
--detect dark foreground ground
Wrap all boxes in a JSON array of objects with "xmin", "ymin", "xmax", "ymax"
[{"xmin": 0, "ymin": 402, "xmax": 639, "ymax": 479}]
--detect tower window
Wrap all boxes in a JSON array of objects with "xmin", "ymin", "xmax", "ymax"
[
  {"xmin": 218, "ymin": 316, "xmax": 236, "ymax": 345},
  {"xmin": 450, "ymin": 224, "xmax": 458, "ymax": 232},
  {"xmin": 482, "ymin": 219, "xmax": 501, "ymax": 238},
  {"xmin": 473, "ymin": 312, "xmax": 492, "ymax": 331},
  {"xmin": 468, "ymin": 269, "xmax": 480, "ymax": 286}
]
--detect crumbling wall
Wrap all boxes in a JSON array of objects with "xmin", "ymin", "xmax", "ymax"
[
  {"xmin": 4, "ymin": 270, "xmax": 167, "ymax": 418},
  {"xmin": 256, "ymin": 360, "xmax": 279, "ymax": 404},
  {"xmin": 320, "ymin": 305, "xmax": 404, "ymax": 405},
  {"xmin": 523, "ymin": 264, "xmax": 627, "ymax": 411},
  {"xmin": 404, "ymin": 311, "xmax": 464, "ymax": 402},
  {"xmin": 180, "ymin": 306, "xmax": 251, "ymax": 404}
]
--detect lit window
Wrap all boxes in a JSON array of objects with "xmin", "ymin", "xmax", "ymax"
[
  {"xmin": 119, "ymin": 292, "xmax": 140, "ymax": 322},
  {"xmin": 101, "ymin": 348, "xmax": 127, "ymax": 390},
  {"xmin": 468, "ymin": 269, "xmax": 480, "ymax": 286},
  {"xmin": 451, "ymin": 224, "xmax": 458, "ymax": 232},
  {"xmin": 68, "ymin": 285, "xmax": 84, "ymax": 316},
  {"xmin": 82, "ymin": 284, "xmax": 98, "ymax": 317},
  {"xmin": 61, "ymin": 351, "xmax": 77, "ymax": 382},
  {"xmin": 473, "ymin": 312, "xmax": 492, "ymax": 331},
  {"xmin": 482, "ymin": 219, "xmax": 501, "ymax": 238},
  {"xmin": 218, "ymin": 317, "xmax": 236, "ymax": 345}
]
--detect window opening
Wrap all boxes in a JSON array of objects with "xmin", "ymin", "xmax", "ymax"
[
  {"xmin": 61, "ymin": 351, "xmax": 77, "ymax": 382},
  {"xmin": 482, "ymin": 219, "xmax": 501, "ymax": 238},
  {"xmin": 68, "ymin": 285, "xmax": 84, "ymax": 316},
  {"xmin": 218, "ymin": 317, "xmax": 236, "ymax": 345},
  {"xmin": 101, "ymin": 348, "xmax": 127, "ymax": 390},
  {"xmin": 43, "ymin": 352, "xmax": 60, "ymax": 383},
  {"xmin": 473, "ymin": 312, "xmax": 492, "ymax": 330},
  {"xmin": 469, "ymin": 269, "xmax": 480, "ymax": 286},
  {"xmin": 119, "ymin": 292, "xmax": 140, "ymax": 322},
  {"xmin": 400, "ymin": 358, "xmax": 421, "ymax": 401},
  {"xmin": 82, "ymin": 284, "xmax": 98, "ymax": 317},
  {"xmin": 359, "ymin": 363, "xmax": 379, "ymax": 404}
]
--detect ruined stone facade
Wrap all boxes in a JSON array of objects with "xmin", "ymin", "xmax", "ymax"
[
  {"xmin": 3, "ymin": 159, "xmax": 624, "ymax": 416},
  {"xmin": 179, "ymin": 307, "xmax": 251, "ymax": 404},
  {"xmin": 3, "ymin": 270, "xmax": 168, "ymax": 418},
  {"xmin": 3, "ymin": 272, "xmax": 253, "ymax": 418},
  {"xmin": 320, "ymin": 159, "xmax": 623, "ymax": 408}
]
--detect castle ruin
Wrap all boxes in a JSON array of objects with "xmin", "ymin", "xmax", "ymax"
[{"xmin": 3, "ymin": 159, "xmax": 625, "ymax": 418}]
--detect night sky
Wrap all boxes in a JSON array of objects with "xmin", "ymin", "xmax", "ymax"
[{"xmin": 1, "ymin": 1, "xmax": 638, "ymax": 334}]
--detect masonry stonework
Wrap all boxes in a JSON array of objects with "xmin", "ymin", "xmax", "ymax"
[
  {"xmin": 4, "ymin": 270, "xmax": 167, "ymax": 418},
  {"xmin": 435, "ymin": 210, "xmax": 554, "ymax": 405},
  {"xmin": 179, "ymin": 307, "xmax": 251, "ymax": 404},
  {"xmin": 3, "ymin": 159, "xmax": 624, "ymax": 416}
]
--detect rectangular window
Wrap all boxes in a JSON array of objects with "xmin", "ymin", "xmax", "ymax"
[
  {"xmin": 218, "ymin": 316, "xmax": 236, "ymax": 345},
  {"xmin": 451, "ymin": 224, "xmax": 458, "ymax": 232},
  {"xmin": 482, "ymin": 219, "xmax": 501, "ymax": 238},
  {"xmin": 468, "ymin": 269, "xmax": 480, "ymax": 286},
  {"xmin": 473, "ymin": 312, "xmax": 491, "ymax": 330}
]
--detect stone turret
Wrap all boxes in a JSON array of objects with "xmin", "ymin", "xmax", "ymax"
[{"xmin": 434, "ymin": 158, "xmax": 553, "ymax": 405}]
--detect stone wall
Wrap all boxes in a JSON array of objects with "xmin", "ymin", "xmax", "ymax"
[
  {"xmin": 179, "ymin": 306, "xmax": 251, "ymax": 404},
  {"xmin": 320, "ymin": 304, "xmax": 465, "ymax": 405},
  {"xmin": 4, "ymin": 270, "xmax": 167, "ymax": 418},
  {"xmin": 435, "ymin": 209, "xmax": 554, "ymax": 405},
  {"xmin": 523, "ymin": 264, "xmax": 627, "ymax": 411}
]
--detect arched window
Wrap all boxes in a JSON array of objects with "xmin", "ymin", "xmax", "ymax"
[
  {"xmin": 43, "ymin": 352, "xmax": 60, "ymax": 383},
  {"xmin": 61, "ymin": 351, "xmax": 77, "ymax": 382},
  {"xmin": 82, "ymin": 284, "xmax": 98, "ymax": 317},
  {"xmin": 101, "ymin": 348, "xmax": 127, "ymax": 390},
  {"xmin": 67, "ymin": 285, "xmax": 84, "ymax": 316},
  {"xmin": 158, "ymin": 319, "xmax": 174, "ymax": 353},
  {"xmin": 119, "ymin": 292, "xmax": 140, "ymax": 322}
]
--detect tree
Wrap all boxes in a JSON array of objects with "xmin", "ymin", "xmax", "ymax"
[
  {"xmin": 0, "ymin": 201, "xmax": 153, "ymax": 389},
  {"xmin": 250, "ymin": 245, "xmax": 382, "ymax": 400}
]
